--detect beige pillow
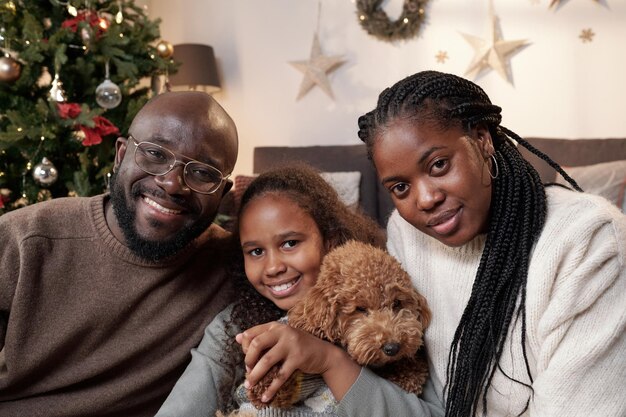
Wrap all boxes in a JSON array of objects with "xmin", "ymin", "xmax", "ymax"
[
  {"xmin": 320, "ymin": 171, "xmax": 361, "ymax": 211},
  {"xmin": 233, "ymin": 171, "xmax": 362, "ymax": 211},
  {"xmin": 555, "ymin": 160, "xmax": 626, "ymax": 211}
]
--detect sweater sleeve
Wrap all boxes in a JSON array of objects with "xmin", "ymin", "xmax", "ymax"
[
  {"xmin": 155, "ymin": 305, "xmax": 239, "ymax": 417},
  {"xmin": 336, "ymin": 368, "xmax": 444, "ymax": 417},
  {"xmin": 527, "ymin": 195, "xmax": 626, "ymax": 417},
  {"xmin": 0, "ymin": 212, "xmax": 21, "ymax": 350}
]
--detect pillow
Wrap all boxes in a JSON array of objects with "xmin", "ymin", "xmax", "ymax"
[
  {"xmin": 555, "ymin": 160, "xmax": 626, "ymax": 212},
  {"xmin": 232, "ymin": 171, "xmax": 362, "ymax": 212},
  {"xmin": 319, "ymin": 171, "xmax": 361, "ymax": 211}
]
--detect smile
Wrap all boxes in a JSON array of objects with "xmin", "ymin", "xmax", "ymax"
[
  {"xmin": 142, "ymin": 196, "xmax": 182, "ymax": 215},
  {"xmin": 268, "ymin": 277, "xmax": 301, "ymax": 296}
]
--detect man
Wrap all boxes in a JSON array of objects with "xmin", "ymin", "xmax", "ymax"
[{"xmin": 0, "ymin": 92, "xmax": 239, "ymax": 416}]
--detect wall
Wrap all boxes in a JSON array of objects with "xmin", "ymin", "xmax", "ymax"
[{"xmin": 147, "ymin": 0, "xmax": 626, "ymax": 176}]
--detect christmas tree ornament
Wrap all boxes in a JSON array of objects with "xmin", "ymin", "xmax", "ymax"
[
  {"xmin": 4, "ymin": 1, "xmax": 16, "ymax": 14},
  {"xmin": 81, "ymin": 27, "xmax": 92, "ymax": 44},
  {"xmin": 66, "ymin": 2, "xmax": 78, "ymax": 17},
  {"xmin": 289, "ymin": 2, "xmax": 346, "ymax": 100},
  {"xmin": 37, "ymin": 66, "xmax": 52, "ymax": 87},
  {"xmin": 43, "ymin": 17, "xmax": 52, "ymax": 29},
  {"xmin": 115, "ymin": 0, "xmax": 124, "ymax": 24},
  {"xmin": 37, "ymin": 189, "xmax": 52, "ymax": 201},
  {"xmin": 49, "ymin": 73, "xmax": 67, "ymax": 102},
  {"xmin": 95, "ymin": 61, "xmax": 122, "ymax": 109},
  {"xmin": 156, "ymin": 40, "xmax": 174, "ymax": 58},
  {"xmin": 32, "ymin": 157, "xmax": 59, "ymax": 186},
  {"xmin": 0, "ymin": 54, "xmax": 21, "ymax": 83},
  {"xmin": 460, "ymin": 0, "xmax": 528, "ymax": 84}
]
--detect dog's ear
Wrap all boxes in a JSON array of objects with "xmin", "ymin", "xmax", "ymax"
[
  {"xmin": 413, "ymin": 290, "xmax": 432, "ymax": 330},
  {"xmin": 288, "ymin": 284, "xmax": 340, "ymax": 342}
]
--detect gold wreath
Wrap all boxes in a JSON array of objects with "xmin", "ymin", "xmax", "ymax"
[{"xmin": 356, "ymin": 0, "xmax": 429, "ymax": 42}]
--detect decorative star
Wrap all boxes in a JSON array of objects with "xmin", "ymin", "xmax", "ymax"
[
  {"xmin": 289, "ymin": 34, "xmax": 346, "ymax": 100},
  {"xmin": 435, "ymin": 50, "xmax": 449, "ymax": 64},
  {"xmin": 550, "ymin": 0, "xmax": 600, "ymax": 8},
  {"xmin": 460, "ymin": 11, "xmax": 528, "ymax": 84},
  {"xmin": 579, "ymin": 28, "xmax": 595, "ymax": 42}
]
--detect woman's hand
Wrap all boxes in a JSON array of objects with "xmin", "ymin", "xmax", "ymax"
[{"xmin": 236, "ymin": 321, "xmax": 361, "ymax": 403}]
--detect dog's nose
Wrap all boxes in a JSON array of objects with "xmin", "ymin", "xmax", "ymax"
[{"xmin": 382, "ymin": 342, "xmax": 400, "ymax": 356}]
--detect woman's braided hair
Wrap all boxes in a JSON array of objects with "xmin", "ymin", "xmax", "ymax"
[
  {"xmin": 218, "ymin": 163, "xmax": 386, "ymax": 411},
  {"xmin": 357, "ymin": 71, "xmax": 580, "ymax": 417}
]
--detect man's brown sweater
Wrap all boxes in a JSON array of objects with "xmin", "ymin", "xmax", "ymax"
[{"xmin": 0, "ymin": 195, "xmax": 235, "ymax": 416}]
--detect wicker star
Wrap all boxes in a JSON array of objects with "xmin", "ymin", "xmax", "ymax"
[
  {"xmin": 289, "ymin": 34, "xmax": 346, "ymax": 100},
  {"xmin": 550, "ymin": 0, "xmax": 600, "ymax": 8},
  {"xmin": 460, "ymin": 12, "xmax": 528, "ymax": 84}
]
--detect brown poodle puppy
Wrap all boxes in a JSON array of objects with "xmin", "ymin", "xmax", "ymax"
[{"xmin": 248, "ymin": 240, "xmax": 431, "ymax": 409}]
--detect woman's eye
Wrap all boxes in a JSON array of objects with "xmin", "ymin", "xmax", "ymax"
[
  {"xmin": 282, "ymin": 240, "xmax": 298, "ymax": 249},
  {"xmin": 430, "ymin": 158, "xmax": 449, "ymax": 174},
  {"xmin": 390, "ymin": 182, "xmax": 409, "ymax": 198}
]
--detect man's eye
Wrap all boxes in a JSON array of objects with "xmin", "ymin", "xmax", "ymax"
[{"xmin": 143, "ymin": 148, "xmax": 167, "ymax": 161}]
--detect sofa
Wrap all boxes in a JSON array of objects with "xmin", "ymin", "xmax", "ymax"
[{"xmin": 218, "ymin": 137, "xmax": 626, "ymax": 229}]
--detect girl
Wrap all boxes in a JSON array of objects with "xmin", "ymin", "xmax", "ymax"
[
  {"xmin": 155, "ymin": 164, "xmax": 387, "ymax": 416},
  {"xmin": 238, "ymin": 71, "xmax": 625, "ymax": 417}
]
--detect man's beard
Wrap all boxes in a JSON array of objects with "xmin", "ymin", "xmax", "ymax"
[{"xmin": 109, "ymin": 171, "xmax": 214, "ymax": 262}]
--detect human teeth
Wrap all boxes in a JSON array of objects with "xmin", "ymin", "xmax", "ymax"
[
  {"xmin": 143, "ymin": 197, "xmax": 181, "ymax": 215},
  {"xmin": 270, "ymin": 281, "xmax": 295, "ymax": 292}
]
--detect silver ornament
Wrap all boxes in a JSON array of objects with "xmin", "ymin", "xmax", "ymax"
[
  {"xmin": 32, "ymin": 157, "xmax": 59, "ymax": 186},
  {"xmin": 49, "ymin": 73, "xmax": 66, "ymax": 102},
  {"xmin": 95, "ymin": 78, "xmax": 122, "ymax": 109}
]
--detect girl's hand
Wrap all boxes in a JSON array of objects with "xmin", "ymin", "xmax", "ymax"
[{"xmin": 236, "ymin": 322, "xmax": 361, "ymax": 403}]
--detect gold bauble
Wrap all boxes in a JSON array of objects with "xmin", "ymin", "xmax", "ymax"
[
  {"xmin": 0, "ymin": 55, "xmax": 22, "ymax": 83},
  {"xmin": 156, "ymin": 40, "xmax": 174, "ymax": 58}
]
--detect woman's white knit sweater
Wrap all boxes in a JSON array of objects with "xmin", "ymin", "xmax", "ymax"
[{"xmin": 387, "ymin": 186, "xmax": 626, "ymax": 417}]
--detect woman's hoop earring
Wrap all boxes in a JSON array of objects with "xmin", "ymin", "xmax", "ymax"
[{"xmin": 488, "ymin": 153, "xmax": 499, "ymax": 179}]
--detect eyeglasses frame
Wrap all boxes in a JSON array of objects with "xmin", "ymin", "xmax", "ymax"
[{"xmin": 127, "ymin": 135, "xmax": 230, "ymax": 195}]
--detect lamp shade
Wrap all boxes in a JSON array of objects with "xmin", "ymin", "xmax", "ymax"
[{"xmin": 169, "ymin": 43, "xmax": 221, "ymax": 93}]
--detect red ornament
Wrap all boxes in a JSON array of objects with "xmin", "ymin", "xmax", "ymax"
[
  {"xmin": 78, "ymin": 116, "xmax": 120, "ymax": 146},
  {"xmin": 57, "ymin": 102, "xmax": 82, "ymax": 119}
]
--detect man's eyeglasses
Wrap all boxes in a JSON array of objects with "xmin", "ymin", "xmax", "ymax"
[{"xmin": 128, "ymin": 136, "xmax": 230, "ymax": 195}]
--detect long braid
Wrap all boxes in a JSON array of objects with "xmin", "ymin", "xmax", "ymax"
[{"xmin": 358, "ymin": 71, "xmax": 579, "ymax": 416}]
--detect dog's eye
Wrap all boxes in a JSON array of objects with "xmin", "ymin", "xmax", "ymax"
[
  {"xmin": 355, "ymin": 306, "xmax": 368, "ymax": 314},
  {"xmin": 392, "ymin": 299, "xmax": 402, "ymax": 311}
]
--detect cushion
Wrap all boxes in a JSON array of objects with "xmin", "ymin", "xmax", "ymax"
[
  {"xmin": 232, "ymin": 171, "xmax": 362, "ymax": 212},
  {"xmin": 555, "ymin": 160, "xmax": 626, "ymax": 211},
  {"xmin": 319, "ymin": 171, "xmax": 361, "ymax": 211}
]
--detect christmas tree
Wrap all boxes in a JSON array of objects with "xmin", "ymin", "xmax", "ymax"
[{"xmin": 0, "ymin": 0, "xmax": 176, "ymax": 213}]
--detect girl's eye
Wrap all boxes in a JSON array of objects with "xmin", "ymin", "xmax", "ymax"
[
  {"xmin": 282, "ymin": 240, "xmax": 298, "ymax": 249},
  {"xmin": 389, "ymin": 182, "xmax": 409, "ymax": 198},
  {"xmin": 430, "ymin": 158, "xmax": 449, "ymax": 175},
  {"xmin": 248, "ymin": 248, "xmax": 263, "ymax": 257}
]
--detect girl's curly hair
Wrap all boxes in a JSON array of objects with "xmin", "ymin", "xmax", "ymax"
[{"xmin": 218, "ymin": 163, "xmax": 386, "ymax": 411}]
